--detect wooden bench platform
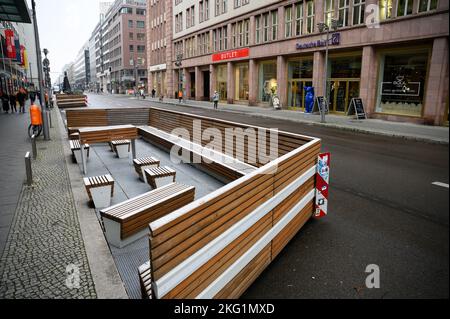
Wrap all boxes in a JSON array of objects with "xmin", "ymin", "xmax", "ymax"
[
  {"xmin": 144, "ymin": 166, "xmax": 177, "ymax": 189},
  {"xmin": 134, "ymin": 157, "xmax": 161, "ymax": 182},
  {"xmin": 100, "ymin": 183, "xmax": 195, "ymax": 248},
  {"xmin": 83, "ymin": 174, "xmax": 115, "ymax": 209},
  {"xmin": 139, "ymin": 126, "xmax": 257, "ymax": 183},
  {"xmin": 138, "ymin": 261, "xmax": 152, "ymax": 299}
]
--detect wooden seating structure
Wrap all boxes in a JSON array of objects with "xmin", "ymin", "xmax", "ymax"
[
  {"xmin": 56, "ymin": 94, "xmax": 87, "ymax": 109},
  {"xmin": 134, "ymin": 157, "xmax": 161, "ymax": 182},
  {"xmin": 100, "ymin": 183, "xmax": 195, "ymax": 248},
  {"xmin": 144, "ymin": 166, "xmax": 177, "ymax": 190},
  {"xmin": 83, "ymin": 174, "xmax": 115, "ymax": 209},
  {"xmin": 139, "ymin": 261, "xmax": 152, "ymax": 299},
  {"xmin": 70, "ymin": 140, "xmax": 90, "ymax": 164},
  {"xmin": 111, "ymin": 140, "xmax": 131, "ymax": 158}
]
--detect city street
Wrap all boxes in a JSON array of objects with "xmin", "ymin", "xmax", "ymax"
[{"xmin": 85, "ymin": 93, "xmax": 449, "ymax": 299}]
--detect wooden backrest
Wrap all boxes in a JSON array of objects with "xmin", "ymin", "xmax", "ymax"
[
  {"xmin": 148, "ymin": 137, "xmax": 321, "ymax": 299},
  {"xmin": 66, "ymin": 109, "xmax": 108, "ymax": 128},
  {"xmin": 65, "ymin": 108, "xmax": 150, "ymax": 129}
]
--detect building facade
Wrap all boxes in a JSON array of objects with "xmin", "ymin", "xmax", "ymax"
[
  {"xmin": 168, "ymin": 0, "xmax": 449, "ymax": 126},
  {"xmin": 0, "ymin": 19, "xmax": 38, "ymax": 93},
  {"xmin": 96, "ymin": 0, "xmax": 148, "ymax": 94},
  {"xmin": 73, "ymin": 43, "xmax": 90, "ymax": 91},
  {"xmin": 147, "ymin": 0, "xmax": 174, "ymax": 98}
]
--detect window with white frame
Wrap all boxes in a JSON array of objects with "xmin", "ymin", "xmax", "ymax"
[
  {"xmin": 295, "ymin": 2, "xmax": 303, "ymax": 36},
  {"xmin": 352, "ymin": 0, "xmax": 365, "ymax": 25},
  {"xmin": 285, "ymin": 6, "xmax": 293, "ymax": 38},
  {"xmin": 263, "ymin": 13, "xmax": 269, "ymax": 42},
  {"xmin": 271, "ymin": 11, "xmax": 278, "ymax": 40},
  {"xmin": 306, "ymin": 0, "xmax": 315, "ymax": 34},
  {"xmin": 255, "ymin": 16, "xmax": 261, "ymax": 44},
  {"xmin": 324, "ymin": 0, "xmax": 335, "ymax": 26},
  {"xmin": 338, "ymin": 0, "xmax": 350, "ymax": 27},
  {"xmin": 418, "ymin": 0, "xmax": 438, "ymax": 12},
  {"xmin": 397, "ymin": 0, "xmax": 413, "ymax": 16},
  {"xmin": 379, "ymin": 0, "xmax": 394, "ymax": 20}
]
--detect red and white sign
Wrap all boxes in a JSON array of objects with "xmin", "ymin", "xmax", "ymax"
[
  {"xmin": 212, "ymin": 48, "xmax": 249, "ymax": 62},
  {"xmin": 315, "ymin": 153, "xmax": 331, "ymax": 219},
  {"xmin": 4, "ymin": 29, "xmax": 16, "ymax": 59}
]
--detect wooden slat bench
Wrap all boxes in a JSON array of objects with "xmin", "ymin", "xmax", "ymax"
[
  {"xmin": 100, "ymin": 183, "xmax": 195, "ymax": 248},
  {"xmin": 134, "ymin": 157, "xmax": 161, "ymax": 182},
  {"xmin": 144, "ymin": 166, "xmax": 177, "ymax": 190},
  {"xmin": 111, "ymin": 140, "xmax": 131, "ymax": 158},
  {"xmin": 139, "ymin": 261, "xmax": 152, "ymax": 299},
  {"xmin": 83, "ymin": 174, "xmax": 115, "ymax": 209},
  {"xmin": 70, "ymin": 140, "xmax": 90, "ymax": 164},
  {"xmin": 139, "ymin": 127, "xmax": 257, "ymax": 183}
]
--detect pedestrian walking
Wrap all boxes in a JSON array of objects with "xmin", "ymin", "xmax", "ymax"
[
  {"xmin": 152, "ymin": 88, "xmax": 156, "ymax": 99},
  {"xmin": 17, "ymin": 87, "xmax": 28, "ymax": 114},
  {"xmin": 178, "ymin": 90, "xmax": 183, "ymax": 104},
  {"xmin": 1, "ymin": 91, "xmax": 10, "ymax": 114},
  {"xmin": 213, "ymin": 91, "xmax": 220, "ymax": 110},
  {"xmin": 9, "ymin": 90, "xmax": 17, "ymax": 113}
]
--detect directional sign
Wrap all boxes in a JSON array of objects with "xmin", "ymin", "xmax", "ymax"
[{"xmin": 315, "ymin": 153, "xmax": 331, "ymax": 219}]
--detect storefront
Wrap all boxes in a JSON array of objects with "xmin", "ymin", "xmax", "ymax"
[
  {"xmin": 376, "ymin": 48, "xmax": 430, "ymax": 117},
  {"xmin": 234, "ymin": 62, "xmax": 249, "ymax": 102},
  {"xmin": 216, "ymin": 64, "xmax": 227, "ymax": 101},
  {"xmin": 328, "ymin": 54, "xmax": 362, "ymax": 114},
  {"xmin": 287, "ymin": 58, "xmax": 313, "ymax": 111},
  {"xmin": 259, "ymin": 60, "xmax": 277, "ymax": 103}
]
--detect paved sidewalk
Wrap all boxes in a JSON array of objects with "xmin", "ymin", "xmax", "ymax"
[
  {"xmin": 123, "ymin": 95, "xmax": 449, "ymax": 144},
  {"xmin": 0, "ymin": 108, "xmax": 97, "ymax": 299}
]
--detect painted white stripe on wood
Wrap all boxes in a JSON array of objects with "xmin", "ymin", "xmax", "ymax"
[
  {"xmin": 196, "ymin": 189, "xmax": 316, "ymax": 299},
  {"xmin": 153, "ymin": 166, "xmax": 316, "ymax": 299},
  {"xmin": 432, "ymin": 182, "xmax": 449, "ymax": 189}
]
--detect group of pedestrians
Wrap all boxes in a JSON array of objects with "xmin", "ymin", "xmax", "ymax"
[{"xmin": 0, "ymin": 87, "xmax": 29, "ymax": 114}]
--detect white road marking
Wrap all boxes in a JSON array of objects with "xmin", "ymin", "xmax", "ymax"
[{"xmin": 432, "ymin": 182, "xmax": 449, "ymax": 189}]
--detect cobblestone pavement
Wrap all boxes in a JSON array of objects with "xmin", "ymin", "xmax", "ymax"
[{"xmin": 0, "ymin": 110, "xmax": 97, "ymax": 299}]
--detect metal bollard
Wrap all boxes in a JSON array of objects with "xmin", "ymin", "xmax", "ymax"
[
  {"xmin": 31, "ymin": 134, "xmax": 37, "ymax": 160},
  {"xmin": 25, "ymin": 152, "xmax": 33, "ymax": 186},
  {"xmin": 47, "ymin": 110, "xmax": 53, "ymax": 128}
]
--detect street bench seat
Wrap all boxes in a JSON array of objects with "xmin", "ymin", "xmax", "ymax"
[
  {"xmin": 138, "ymin": 261, "xmax": 152, "ymax": 299},
  {"xmin": 144, "ymin": 166, "xmax": 177, "ymax": 190},
  {"xmin": 139, "ymin": 126, "xmax": 257, "ymax": 183},
  {"xmin": 70, "ymin": 140, "xmax": 90, "ymax": 164},
  {"xmin": 84, "ymin": 174, "xmax": 115, "ymax": 209},
  {"xmin": 111, "ymin": 140, "xmax": 131, "ymax": 158},
  {"xmin": 100, "ymin": 183, "xmax": 195, "ymax": 248},
  {"xmin": 134, "ymin": 157, "xmax": 161, "ymax": 182}
]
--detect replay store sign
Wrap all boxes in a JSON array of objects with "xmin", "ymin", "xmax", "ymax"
[{"xmin": 296, "ymin": 33, "xmax": 341, "ymax": 50}]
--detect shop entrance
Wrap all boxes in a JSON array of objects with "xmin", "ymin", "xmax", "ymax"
[
  {"xmin": 190, "ymin": 72, "xmax": 196, "ymax": 99},
  {"xmin": 329, "ymin": 80, "xmax": 360, "ymax": 113},
  {"xmin": 203, "ymin": 71, "xmax": 210, "ymax": 101},
  {"xmin": 288, "ymin": 80, "xmax": 313, "ymax": 111}
]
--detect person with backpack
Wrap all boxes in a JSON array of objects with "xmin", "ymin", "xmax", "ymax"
[{"xmin": 17, "ymin": 87, "xmax": 28, "ymax": 114}]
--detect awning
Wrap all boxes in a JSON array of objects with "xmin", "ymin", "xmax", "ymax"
[{"xmin": 0, "ymin": 0, "xmax": 31, "ymax": 23}]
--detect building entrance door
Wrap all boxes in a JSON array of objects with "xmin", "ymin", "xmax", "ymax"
[
  {"xmin": 203, "ymin": 71, "xmax": 210, "ymax": 101},
  {"xmin": 190, "ymin": 72, "xmax": 196, "ymax": 99},
  {"xmin": 288, "ymin": 80, "xmax": 313, "ymax": 111},
  {"xmin": 329, "ymin": 80, "xmax": 360, "ymax": 113}
]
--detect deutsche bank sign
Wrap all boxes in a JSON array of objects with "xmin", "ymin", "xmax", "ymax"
[{"xmin": 296, "ymin": 33, "xmax": 341, "ymax": 50}]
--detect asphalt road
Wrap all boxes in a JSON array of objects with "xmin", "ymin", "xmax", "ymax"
[{"xmin": 86, "ymin": 94, "xmax": 449, "ymax": 299}]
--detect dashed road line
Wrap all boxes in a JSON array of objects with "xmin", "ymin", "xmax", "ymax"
[{"xmin": 432, "ymin": 182, "xmax": 449, "ymax": 189}]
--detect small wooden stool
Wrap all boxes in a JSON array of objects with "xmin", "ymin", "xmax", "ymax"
[
  {"xmin": 134, "ymin": 157, "xmax": 161, "ymax": 183},
  {"xmin": 84, "ymin": 174, "xmax": 115, "ymax": 209},
  {"xmin": 111, "ymin": 140, "xmax": 131, "ymax": 159},
  {"xmin": 144, "ymin": 166, "xmax": 176, "ymax": 189},
  {"xmin": 70, "ymin": 140, "xmax": 90, "ymax": 164}
]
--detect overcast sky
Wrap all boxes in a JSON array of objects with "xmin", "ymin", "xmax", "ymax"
[{"xmin": 27, "ymin": 0, "xmax": 103, "ymax": 78}]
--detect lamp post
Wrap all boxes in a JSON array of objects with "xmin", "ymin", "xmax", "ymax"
[
  {"xmin": 31, "ymin": 0, "xmax": 50, "ymax": 140},
  {"xmin": 317, "ymin": 18, "xmax": 339, "ymax": 124},
  {"xmin": 174, "ymin": 54, "xmax": 183, "ymax": 103}
]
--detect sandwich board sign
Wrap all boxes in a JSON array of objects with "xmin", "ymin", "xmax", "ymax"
[
  {"xmin": 347, "ymin": 98, "xmax": 367, "ymax": 120},
  {"xmin": 313, "ymin": 96, "xmax": 329, "ymax": 115}
]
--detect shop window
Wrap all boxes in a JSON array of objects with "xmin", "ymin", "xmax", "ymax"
[
  {"xmin": 259, "ymin": 62, "xmax": 278, "ymax": 103},
  {"xmin": 330, "ymin": 56, "xmax": 362, "ymax": 78},
  {"xmin": 235, "ymin": 63, "xmax": 249, "ymax": 101},
  {"xmin": 419, "ymin": 0, "xmax": 438, "ymax": 12},
  {"xmin": 288, "ymin": 60, "xmax": 314, "ymax": 111},
  {"xmin": 397, "ymin": 0, "xmax": 413, "ymax": 16},
  {"xmin": 216, "ymin": 65, "xmax": 227, "ymax": 101},
  {"xmin": 376, "ymin": 51, "xmax": 429, "ymax": 117}
]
